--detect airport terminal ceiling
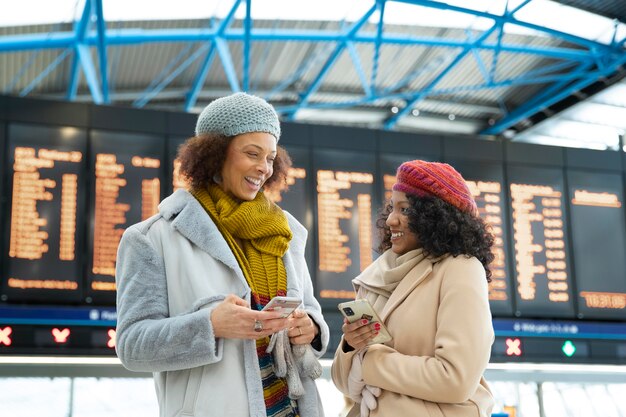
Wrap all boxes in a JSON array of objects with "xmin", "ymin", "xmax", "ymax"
[{"xmin": 0, "ymin": 0, "xmax": 625, "ymax": 150}]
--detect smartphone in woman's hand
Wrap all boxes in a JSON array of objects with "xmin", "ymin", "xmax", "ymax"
[
  {"xmin": 338, "ymin": 299, "xmax": 392, "ymax": 345},
  {"xmin": 262, "ymin": 296, "xmax": 303, "ymax": 318}
]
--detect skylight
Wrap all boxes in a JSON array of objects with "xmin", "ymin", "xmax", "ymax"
[
  {"xmin": 514, "ymin": 80, "xmax": 626, "ymax": 151},
  {"xmin": 0, "ymin": 0, "xmax": 623, "ymax": 46}
]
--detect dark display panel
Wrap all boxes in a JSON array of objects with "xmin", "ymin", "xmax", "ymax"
[
  {"xmin": 567, "ymin": 170, "xmax": 626, "ymax": 320},
  {"xmin": 266, "ymin": 146, "xmax": 314, "ymax": 268},
  {"xmin": 1, "ymin": 95, "xmax": 626, "ymax": 361},
  {"xmin": 507, "ymin": 166, "xmax": 575, "ymax": 318},
  {"xmin": 450, "ymin": 161, "xmax": 514, "ymax": 317},
  {"xmin": 491, "ymin": 318, "xmax": 626, "ymax": 364},
  {"xmin": 87, "ymin": 131, "xmax": 165, "ymax": 305},
  {"xmin": 0, "ymin": 305, "xmax": 117, "ymax": 355},
  {"xmin": 168, "ymin": 136, "xmax": 188, "ymax": 194},
  {"xmin": 313, "ymin": 149, "xmax": 376, "ymax": 304},
  {"xmin": 2, "ymin": 124, "xmax": 87, "ymax": 303},
  {"xmin": 0, "ymin": 122, "xmax": 5, "ymax": 280},
  {"xmin": 266, "ymin": 146, "xmax": 310, "ymax": 225}
]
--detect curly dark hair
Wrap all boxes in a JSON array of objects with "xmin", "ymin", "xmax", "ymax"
[
  {"xmin": 376, "ymin": 195, "xmax": 495, "ymax": 282},
  {"xmin": 176, "ymin": 133, "xmax": 292, "ymax": 193}
]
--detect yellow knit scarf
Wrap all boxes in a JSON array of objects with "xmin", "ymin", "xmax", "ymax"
[{"xmin": 192, "ymin": 185, "xmax": 292, "ymax": 301}]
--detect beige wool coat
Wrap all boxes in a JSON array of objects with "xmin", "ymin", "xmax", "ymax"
[{"xmin": 332, "ymin": 251, "xmax": 494, "ymax": 417}]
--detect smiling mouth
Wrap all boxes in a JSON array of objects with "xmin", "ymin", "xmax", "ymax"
[
  {"xmin": 391, "ymin": 232, "xmax": 404, "ymax": 239},
  {"xmin": 245, "ymin": 176, "xmax": 262, "ymax": 187}
]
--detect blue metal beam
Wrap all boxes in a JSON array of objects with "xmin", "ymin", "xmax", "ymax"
[
  {"xmin": 509, "ymin": 0, "xmax": 534, "ymax": 15},
  {"xmin": 215, "ymin": 38, "xmax": 241, "ymax": 92},
  {"xmin": 135, "ymin": 45, "xmax": 209, "ymax": 108},
  {"xmin": 94, "ymin": 0, "xmax": 109, "ymax": 103},
  {"xmin": 481, "ymin": 53, "xmax": 626, "ymax": 135},
  {"xmin": 488, "ymin": 22, "xmax": 505, "ymax": 82},
  {"xmin": 272, "ymin": 50, "xmax": 622, "ymax": 115},
  {"xmin": 346, "ymin": 41, "xmax": 372, "ymax": 97},
  {"xmin": 75, "ymin": 0, "xmax": 92, "ymax": 43},
  {"xmin": 21, "ymin": 48, "xmax": 72, "ymax": 96},
  {"xmin": 243, "ymin": 0, "xmax": 252, "ymax": 92},
  {"xmin": 68, "ymin": 0, "xmax": 93, "ymax": 100},
  {"xmin": 519, "ymin": 59, "xmax": 579, "ymax": 80},
  {"xmin": 467, "ymin": 29, "xmax": 491, "ymax": 82},
  {"xmin": 136, "ymin": 45, "xmax": 195, "ymax": 107},
  {"xmin": 392, "ymin": 0, "xmax": 612, "ymax": 52},
  {"xmin": 67, "ymin": 51, "xmax": 81, "ymax": 100},
  {"xmin": 185, "ymin": 0, "xmax": 242, "ymax": 109},
  {"xmin": 384, "ymin": 25, "xmax": 499, "ymax": 129},
  {"xmin": 286, "ymin": 4, "xmax": 378, "ymax": 120},
  {"xmin": 266, "ymin": 43, "xmax": 334, "ymax": 99},
  {"xmin": 371, "ymin": 0, "xmax": 386, "ymax": 91},
  {"xmin": 0, "ymin": 29, "xmax": 598, "ymax": 62},
  {"xmin": 76, "ymin": 44, "xmax": 103, "ymax": 103},
  {"xmin": 185, "ymin": 45, "xmax": 217, "ymax": 111},
  {"xmin": 381, "ymin": 54, "xmax": 446, "ymax": 95}
]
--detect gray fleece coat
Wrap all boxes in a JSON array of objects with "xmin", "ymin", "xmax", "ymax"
[{"xmin": 115, "ymin": 189, "xmax": 329, "ymax": 417}]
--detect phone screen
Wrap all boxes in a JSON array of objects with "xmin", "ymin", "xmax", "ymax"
[
  {"xmin": 338, "ymin": 299, "xmax": 393, "ymax": 345},
  {"xmin": 263, "ymin": 297, "xmax": 302, "ymax": 318}
]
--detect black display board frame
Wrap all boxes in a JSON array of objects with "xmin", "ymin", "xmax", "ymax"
[
  {"xmin": 0, "ymin": 94, "xmax": 625, "ymax": 360},
  {"xmin": 2, "ymin": 123, "xmax": 88, "ymax": 304}
]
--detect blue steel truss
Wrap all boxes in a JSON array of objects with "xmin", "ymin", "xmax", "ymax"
[{"xmin": 0, "ymin": 0, "xmax": 625, "ymax": 134}]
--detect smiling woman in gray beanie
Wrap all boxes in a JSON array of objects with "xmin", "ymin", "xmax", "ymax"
[{"xmin": 115, "ymin": 92, "xmax": 329, "ymax": 417}]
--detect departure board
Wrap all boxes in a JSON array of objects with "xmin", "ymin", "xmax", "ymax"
[
  {"xmin": 567, "ymin": 170, "xmax": 626, "ymax": 320},
  {"xmin": 314, "ymin": 149, "xmax": 376, "ymax": 303},
  {"xmin": 507, "ymin": 166, "xmax": 575, "ymax": 318},
  {"xmin": 265, "ymin": 146, "xmax": 313, "ymax": 268},
  {"xmin": 0, "ymin": 122, "xmax": 5, "ymax": 274},
  {"xmin": 265, "ymin": 147, "xmax": 309, "ymax": 222},
  {"xmin": 168, "ymin": 136, "xmax": 188, "ymax": 194},
  {"xmin": 450, "ymin": 161, "xmax": 514, "ymax": 317},
  {"xmin": 87, "ymin": 131, "xmax": 164, "ymax": 305},
  {"xmin": 2, "ymin": 124, "xmax": 87, "ymax": 303}
]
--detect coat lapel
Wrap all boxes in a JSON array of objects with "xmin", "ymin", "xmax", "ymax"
[
  {"xmin": 160, "ymin": 190, "xmax": 248, "ymax": 287},
  {"xmin": 380, "ymin": 259, "xmax": 434, "ymax": 323}
]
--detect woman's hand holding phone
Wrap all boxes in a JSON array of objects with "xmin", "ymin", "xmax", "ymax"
[
  {"xmin": 211, "ymin": 294, "xmax": 289, "ymax": 339},
  {"xmin": 287, "ymin": 309, "xmax": 318, "ymax": 345},
  {"xmin": 260, "ymin": 296, "xmax": 317, "ymax": 344},
  {"xmin": 342, "ymin": 318, "xmax": 381, "ymax": 351},
  {"xmin": 338, "ymin": 299, "xmax": 391, "ymax": 351}
]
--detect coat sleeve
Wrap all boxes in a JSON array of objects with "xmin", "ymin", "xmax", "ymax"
[
  {"xmin": 115, "ymin": 223, "xmax": 224, "ymax": 372},
  {"xmin": 360, "ymin": 257, "xmax": 494, "ymax": 403},
  {"xmin": 330, "ymin": 337, "xmax": 358, "ymax": 396}
]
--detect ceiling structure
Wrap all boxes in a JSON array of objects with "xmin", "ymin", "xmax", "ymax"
[{"xmin": 0, "ymin": 0, "xmax": 625, "ymax": 150}]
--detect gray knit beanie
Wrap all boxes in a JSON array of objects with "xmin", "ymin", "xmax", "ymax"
[{"xmin": 195, "ymin": 92, "xmax": 281, "ymax": 141}]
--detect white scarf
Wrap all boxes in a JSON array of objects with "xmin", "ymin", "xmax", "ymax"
[{"xmin": 352, "ymin": 248, "xmax": 426, "ymax": 313}]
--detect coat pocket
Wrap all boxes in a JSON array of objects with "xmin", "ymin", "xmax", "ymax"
[{"xmin": 180, "ymin": 367, "xmax": 203, "ymax": 416}]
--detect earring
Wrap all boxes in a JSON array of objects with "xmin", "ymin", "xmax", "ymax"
[{"xmin": 212, "ymin": 174, "xmax": 222, "ymax": 184}]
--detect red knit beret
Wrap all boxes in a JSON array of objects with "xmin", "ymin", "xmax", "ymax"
[{"xmin": 392, "ymin": 160, "xmax": 478, "ymax": 215}]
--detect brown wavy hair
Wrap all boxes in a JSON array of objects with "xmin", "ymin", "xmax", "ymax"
[
  {"xmin": 376, "ymin": 195, "xmax": 495, "ymax": 282},
  {"xmin": 177, "ymin": 133, "xmax": 292, "ymax": 192}
]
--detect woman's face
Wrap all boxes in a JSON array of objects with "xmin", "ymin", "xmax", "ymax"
[
  {"xmin": 386, "ymin": 190, "xmax": 421, "ymax": 255},
  {"xmin": 220, "ymin": 132, "xmax": 277, "ymax": 201}
]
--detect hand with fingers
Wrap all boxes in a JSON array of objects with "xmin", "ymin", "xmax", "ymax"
[
  {"xmin": 286, "ymin": 309, "xmax": 318, "ymax": 345},
  {"xmin": 210, "ymin": 294, "xmax": 290, "ymax": 339},
  {"xmin": 342, "ymin": 318, "xmax": 381, "ymax": 351}
]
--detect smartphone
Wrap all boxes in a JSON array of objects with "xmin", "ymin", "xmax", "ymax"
[
  {"xmin": 262, "ymin": 296, "xmax": 303, "ymax": 318},
  {"xmin": 338, "ymin": 299, "xmax": 392, "ymax": 345}
]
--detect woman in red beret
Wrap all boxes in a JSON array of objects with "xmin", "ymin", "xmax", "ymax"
[{"xmin": 332, "ymin": 159, "xmax": 495, "ymax": 417}]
